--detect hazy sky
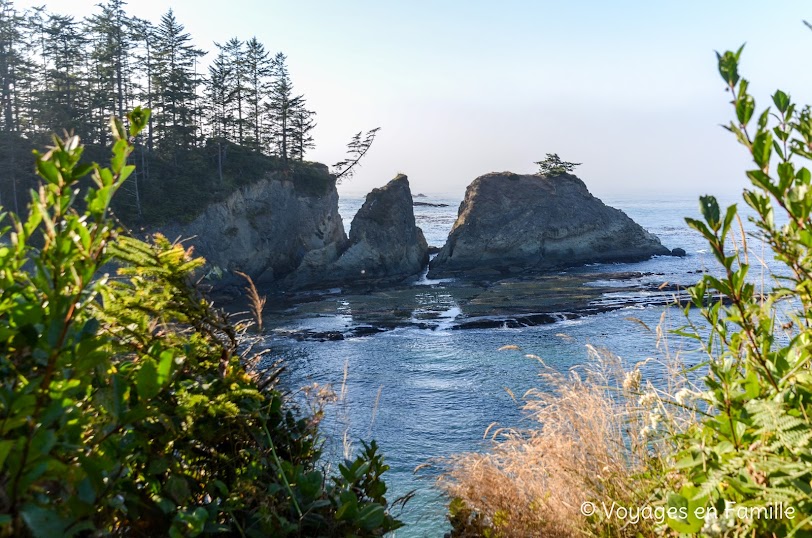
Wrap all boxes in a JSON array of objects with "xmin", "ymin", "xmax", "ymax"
[{"xmin": 12, "ymin": 0, "xmax": 812, "ymax": 198}]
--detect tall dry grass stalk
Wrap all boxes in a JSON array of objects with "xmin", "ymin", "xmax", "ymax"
[
  {"xmin": 236, "ymin": 271, "xmax": 267, "ymax": 333},
  {"xmin": 340, "ymin": 359, "xmax": 353, "ymax": 460},
  {"xmin": 440, "ymin": 316, "xmax": 698, "ymax": 538},
  {"xmin": 319, "ymin": 360, "xmax": 385, "ymax": 463}
]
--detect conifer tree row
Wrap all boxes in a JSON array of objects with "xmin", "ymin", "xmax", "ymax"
[{"xmin": 0, "ymin": 0, "xmax": 317, "ymax": 216}]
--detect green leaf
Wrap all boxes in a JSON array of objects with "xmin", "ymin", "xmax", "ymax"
[
  {"xmin": 685, "ymin": 217, "xmax": 714, "ymax": 242},
  {"xmin": 757, "ymin": 107, "xmax": 770, "ymax": 130},
  {"xmin": 773, "ymin": 89, "xmax": 790, "ymax": 113},
  {"xmin": 135, "ymin": 357, "xmax": 161, "ymax": 400},
  {"xmin": 20, "ymin": 504, "xmax": 72, "ymax": 538},
  {"xmin": 335, "ymin": 491, "xmax": 359, "ymax": 521},
  {"xmin": 357, "ymin": 503, "xmax": 386, "ymax": 530},
  {"xmin": 665, "ymin": 487, "xmax": 705, "ymax": 534},
  {"xmin": 111, "ymin": 373, "xmax": 126, "ymax": 420},
  {"xmin": 110, "ymin": 117, "xmax": 126, "ymax": 142},
  {"xmin": 736, "ymin": 93, "xmax": 755, "ymax": 126},
  {"xmin": 128, "ymin": 107, "xmax": 150, "ymax": 136},
  {"xmin": 165, "ymin": 476, "xmax": 191, "ymax": 504},
  {"xmin": 157, "ymin": 350, "xmax": 175, "ymax": 385},
  {"xmin": 752, "ymin": 130, "xmax": 773, "ymax": 169},
  {"xmin": 77, "ymin": 478, "xmax": 96, "ymax": 506},
  {"xmin": 699, "ymin": 195, "xmax": 721, "ymax": 231},
  {"xmin": 747, "ymin": 169, "xmax": 780, "ymax": 199},
  {"xmin": 716, "ymin": 49, "xmax": 741, "ymax": 86},
  {"xmin": 36, "ymin": 159, "xmax": 60, "ymax": 185},
  {"xmin": 773, "ymin": 140, "xmax": 785, "ymax": 161},
  {"xmin": 0, "ymin": 440, "xmax": 14, "ymax": 470},
  {"xmin": 299, "ymin": 470, "xmax": 323, "ymax": 500},
  {"xmin": 722, "ymin": 203, "xmax": 737, "ymax": 238}
]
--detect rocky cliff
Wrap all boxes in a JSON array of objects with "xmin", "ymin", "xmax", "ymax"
[
  {"xmin": 157, "ymin": 167, "xmax": 429, "ymax": 291},
  {"xmin": 428, "ymin": 172, "xmax": 670, "ymax": 278},
  {"xmin": 158, "ymin": 164, "xmax": 347, "ymax": 289}
]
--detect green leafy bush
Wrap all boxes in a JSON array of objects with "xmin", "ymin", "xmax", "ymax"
[
  {"xmin": 665, "ymin": 46, "xmax": 812, "ymax": 536},
  {"xmin": 0, "ymin": 109, "xmax": 402, "ymax": 537}
]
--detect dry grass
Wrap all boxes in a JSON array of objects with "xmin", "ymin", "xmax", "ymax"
[
  {"xmin": 440, "ymin": 336, "xmax": 692, "ymax": 538},
  {"xmin": 235, "ymin": 271, "xmax": 267, "ymax": 333}
]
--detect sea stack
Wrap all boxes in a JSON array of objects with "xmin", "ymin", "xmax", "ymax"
[
  {"xmin": 327, "ymin": 174, "xmax": 429, "ymax": 284},
  {"xmin": 428, "ymin": 172, "xmax": 670, "ymax": 278}
]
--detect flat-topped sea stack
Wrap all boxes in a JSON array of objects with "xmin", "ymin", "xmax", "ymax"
[{"xmin": 428, "ymin": 172, "xmax": 670, "ymax": 278}]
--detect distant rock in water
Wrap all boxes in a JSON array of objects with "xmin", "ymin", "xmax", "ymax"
[
  {"xmin": 428, "ymin": 172, "xmax": 670, "ymax": 278},
  {"xmin": 671, "ymin": 247, "xmax": 686, "ymax": 257},
  {"xmin": 323, "ymin": 174, "xmax": 428, "ymax": 285},
  {"xmin": 413, "ymin": 201, "xmax": 449, "ymax": 207},
  {"xmin": 414, "ymin": 193, "xmax": 428, "ymax": 198}
]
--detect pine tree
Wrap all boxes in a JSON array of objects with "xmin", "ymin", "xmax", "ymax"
[
  {"xmin": 266, "ymin": 52, "xmax": 302, "ymax": 163},
  {"xmin": 150, "ymin": 10, "xmax": 203, "ymax": 152},
  {"xmin": 131, "ymin": 17, "xmax": 156, "ymax": 151},
  {"xmin": 223, "ymin": 37, "xmax": 247, "ymax": 144},
  {"xmin": 0, "ymin": 0, "xmax": 22, "ymax": 132},
  {"xmin": 243, "ymin": 37, "xmax": 272, "ymax": 149},
  {"xmin": 0, "ymin": 0, "xmax": 27, "ymax": 212},
  {"xmin": 87, "ymin": 0, "xmax": 133, "ymax": 141},
  {"xmin": 41, "ymin": 14, "xmax": 91, "ymax": 139},
  {"xmin": 24, "ymin": 5, "xmax": 49, "ymax": 135},
  {"xmin": 206, "ymin": 47, "xmax": 230, "ymax": 141},
  {"xmin": 205, "ymin": 46, "xmax": 230, "ymax": 183},
  {"xmin": 332, "ymin": 128, "xmax": 380, "ymax": 183},
  {"xmin": 289, "ymin": 99, "xmax": 316, "ymax": 161}
]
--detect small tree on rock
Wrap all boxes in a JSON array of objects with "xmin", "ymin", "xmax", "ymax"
[{"xmin": 534, "ymin": 153, "xmax": 581, "ymax": 175}]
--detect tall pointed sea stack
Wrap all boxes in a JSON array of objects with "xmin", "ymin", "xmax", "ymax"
[{"xmin": 327, "ymin": 173, "xmax": 429, "ymax": 284}]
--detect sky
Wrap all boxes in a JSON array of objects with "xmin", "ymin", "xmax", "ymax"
[{"xmin": 11, "ymin": 0, "xmax": 812, "ymax": 199}]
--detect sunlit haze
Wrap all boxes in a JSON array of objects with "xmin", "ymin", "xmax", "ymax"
[{"xmin": 13, "ymin": 0, "xmax": 812, "ymax": 199}]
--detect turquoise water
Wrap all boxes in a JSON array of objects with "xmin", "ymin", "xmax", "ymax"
[{"xmin": 268, "ymin": 193, "xmax": 754, "ymax": 536}]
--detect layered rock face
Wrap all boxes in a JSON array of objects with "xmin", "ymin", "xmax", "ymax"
[
  {"xmin": 159, "ymin": 168, "xmax": 429, "ymax": 290},
  {"xmin": 325, "ymin": 174, "xmax": 428, "ymax": 284},
  {"xmin": 428, "ymin": 172, "xmax": 670, "ymax": 277},
  {"xmin": 159, "ymin": 164, "xmax": 347, "ymax": 289}
]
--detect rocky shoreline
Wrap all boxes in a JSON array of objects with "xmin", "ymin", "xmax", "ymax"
[
  {"xmin": 162, "ymin": 167, "xmax": 683, "ymax": 296},
  {"xmin": 236, "ymin": 269, "xmax": 704, "ymax": 342}
]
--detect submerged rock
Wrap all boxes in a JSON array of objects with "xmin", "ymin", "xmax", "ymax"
[
  {"xmin": 413, "ymin": 201, "xmax": 449, "ymax": 207},
  {"xmin": 325, "ymin": 174, "xmax": 429, "ymax": 284},
  {"xmin": 428, "ymin": 172, "xmax": 670, "ymax": 278}
]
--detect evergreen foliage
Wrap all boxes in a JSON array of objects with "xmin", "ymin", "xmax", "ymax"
[
  {"xmin": 332, "ymin": 128, "xmax": 381, "ymax": 184},
  {"xmin": 0, "ymin": 109, "xmax": 403, "ymax": 536},
  {"xmin": 149, "ymin": 10, "xmax": 204, "ymax": 152},
  {"xmin": 534, "ymin": 153, "xmax": 581, "ymax": 176},
  {"xmin": 0, "ymin": 1, "xmax": 338, "ymax": 224}
]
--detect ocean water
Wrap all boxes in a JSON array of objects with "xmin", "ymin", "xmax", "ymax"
[{"xmin": 268, "ymin": 192, "xmax": 762, "ymax": 537}]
